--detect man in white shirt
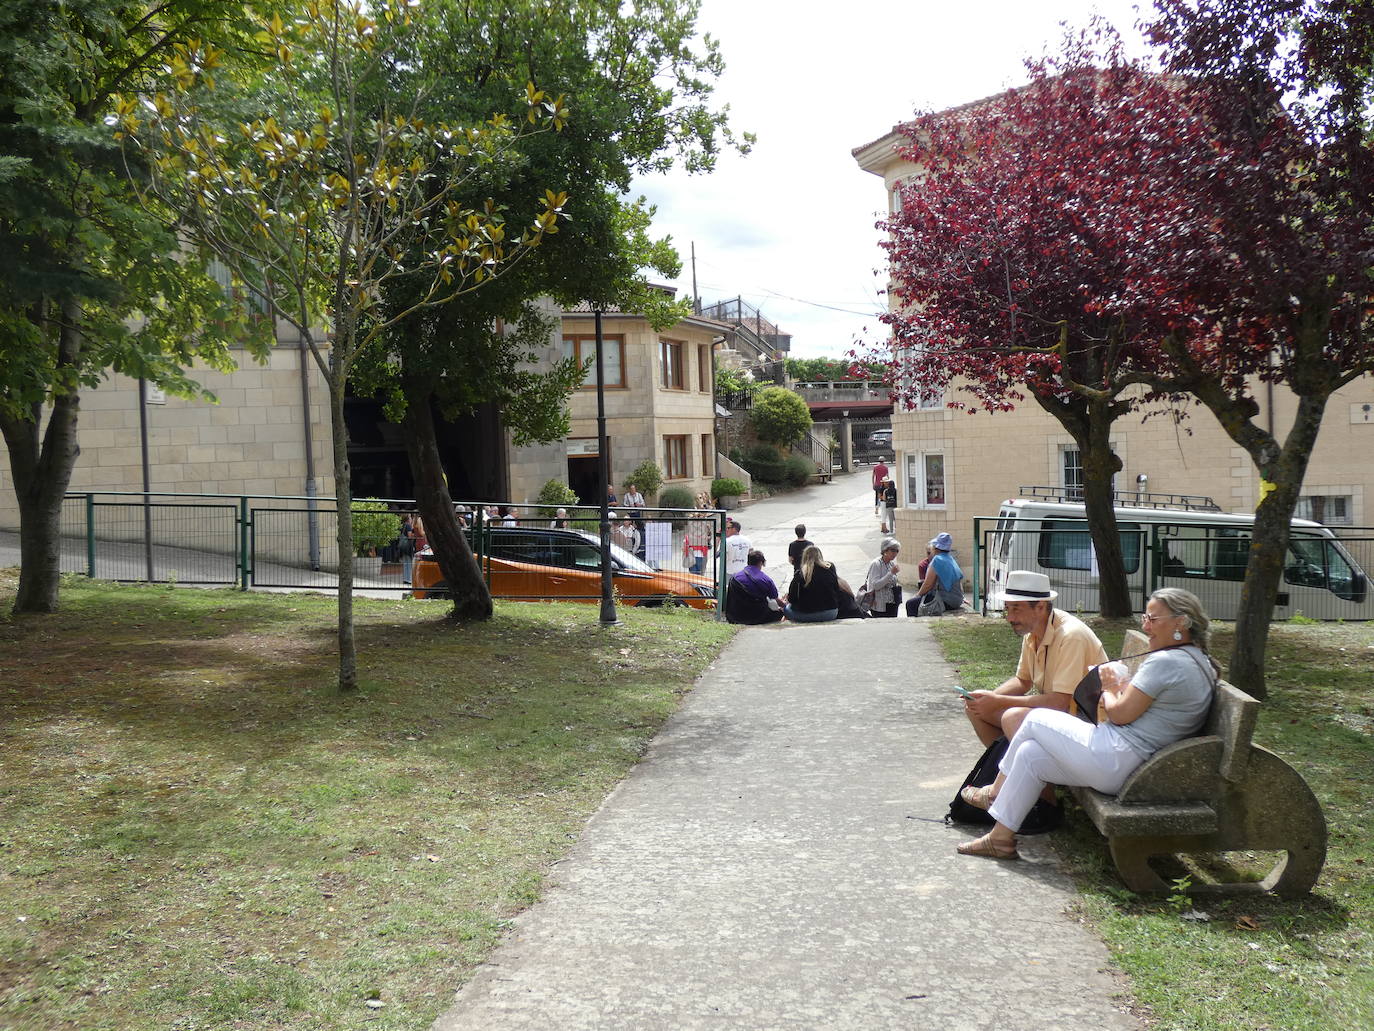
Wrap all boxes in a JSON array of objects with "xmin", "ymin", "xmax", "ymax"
[
  {"xmin": 611, "ymin": 516, "xmax": 641, "ymax": 555},
  {"xmin": 724, "ymin": 519, "xmax": 751, "ymax": 576}
]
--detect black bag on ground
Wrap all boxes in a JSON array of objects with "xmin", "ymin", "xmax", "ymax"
[{"xmin": 945, "ymin": 735, "xmax": 1063, "ymax": 835}]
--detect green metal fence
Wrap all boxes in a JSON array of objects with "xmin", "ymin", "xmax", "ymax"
[{"xmin": 51, "ymin": 492, "xmax": 725, "ymax": 611}]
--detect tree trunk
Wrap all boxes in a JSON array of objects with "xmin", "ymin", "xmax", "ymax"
[
  {"xmin": 1035, "ymin": 393, "xmax": 1133, "ymax": 618},
  {"xmin": 400, "ymin": 378, "xmax": 493, "ymax": 621},
  {"xmin": 1227, "ymin": 393, "xmax": 1328, "ymax": 698},
  {"xmin": 327, "ymin": 369, "xmax": 357, "ymax": 692},
  {"xmin": 2, "ymin": 301, "xmax": 85, "ymax": 614}
]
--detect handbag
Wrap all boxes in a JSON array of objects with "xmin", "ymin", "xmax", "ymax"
[{"xmin": 946, "ymin": 736, "xmax": 1062, "ymax": 835}]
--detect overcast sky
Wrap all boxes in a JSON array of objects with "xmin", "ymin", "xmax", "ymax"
[{"xmin": 633, "ymin": 0, "xmax": 1153, "ymax": 361}]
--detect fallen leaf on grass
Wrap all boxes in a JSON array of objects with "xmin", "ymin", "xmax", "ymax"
[{"xmin": 1236, "ymin": 915, "xmax": 1261, "ymax": 931}]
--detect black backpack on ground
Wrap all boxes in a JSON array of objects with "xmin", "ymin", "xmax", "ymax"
[{"xmin": 945, "ymin": 735, "xmax": 1064, "ymax": 835}]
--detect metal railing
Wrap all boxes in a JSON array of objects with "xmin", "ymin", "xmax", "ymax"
[{"xmin": 40, "ymin": 492, "xmax": 728, "ymax": 612}]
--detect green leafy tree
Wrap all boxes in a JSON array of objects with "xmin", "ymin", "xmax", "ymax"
[
  {"xmin": 749, "ymin": 386, "xmax": 813, "ymax": 448},
  {"xmin": 116, "ymin": 0, "xmax": 568, "ymax": 688},
  {"xmin": 627, "ymin": 460, "xmax": 664, "ymax": 502},
  {"xmin": 358, "ymin": 0, "xmax": 748, "ymax": 622},
  {"xmin": 0, "ymin": 0, "xmax": 271, "ymax": 614}
]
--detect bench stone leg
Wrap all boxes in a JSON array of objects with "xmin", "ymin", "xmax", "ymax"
[
  {"xmin": 1104, "ymin": 747, "xmax": 1326, "ymax": 897},
  {"xmin": 1107, "ymin": 837, "xmax": 1174, "ymax": 893}
]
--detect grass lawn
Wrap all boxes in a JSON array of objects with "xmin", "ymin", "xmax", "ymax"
[
  {"xmin": 0, "ymin": 573, "xmax": 734, "ymax": 1030},
  {"xmin": 931, "ymin": 614, "xmax": 1374, "ymax": 1031}
]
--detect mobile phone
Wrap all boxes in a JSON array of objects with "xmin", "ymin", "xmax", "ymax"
[{"xmin": 952, "ymin": 684, "xmax": 973, "ymax": 699}]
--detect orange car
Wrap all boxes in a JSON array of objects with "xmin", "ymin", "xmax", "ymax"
[{"xmin": 411, "ymin": 526, "xmax": 717, "ymax": 609}]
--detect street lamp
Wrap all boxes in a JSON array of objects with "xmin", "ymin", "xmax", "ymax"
[{"xmin": 594, "ymin": 310, "xmax": 619, "ymax": 625}]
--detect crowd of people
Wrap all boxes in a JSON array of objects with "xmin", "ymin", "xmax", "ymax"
[{"xmin": 722, "ymin": 518, "xmax": 970, "ymax": 627}]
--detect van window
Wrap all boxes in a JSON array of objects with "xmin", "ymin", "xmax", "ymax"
[
  {"xmin": 1038, "ymin": 520, "xmax": 1141, "ymax": 573},
  {"xmin": 1285, "ymin": 536, "xmax": 1363, "ymax": 600},
  {"xmin": 1161, "ymin": 525, "xmax": 1248, "ymax": 581}
]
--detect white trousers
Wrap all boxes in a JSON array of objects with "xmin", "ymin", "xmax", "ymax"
[{"xmin": 988, "ymin": 709, "xmax": 1145, "ymax": 832}]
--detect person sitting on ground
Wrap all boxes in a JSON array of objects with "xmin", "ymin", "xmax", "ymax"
[
  {"xmin": 834, "ymin": 576, "xmax": 869, "ymax": 620},
  {"xmin": 907, "ymin": 532, "xmax": 965, "ymax": 617},
  {"xmin": 724, "ymin": 550, "xmax": 785, "ymax": 625},
  {"xmin": 785, "ymin": 545, "xmax": 842, "ymax": 623},
  {"xmin": 862, "ymin": 537, "xmax": 903, "ymax": 617},
  {"xmin": 955, "ymin": 588, "xmax": 1218, "ymax": 861},
  {"xmin": 787, "ymin": 524, "xmax": 813, "ymax": 572},
  {"xmin": 962, "ymin": 570, "xmax": 1108, "ymax": 747},
  {"xmin": 916, "ymin": 543, "xmax": 934, "ymax": 583}
]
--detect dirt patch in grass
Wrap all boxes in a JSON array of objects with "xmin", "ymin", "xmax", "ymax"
[{"xmin": 0, "ymin": 573, "xmax": 734, "ymax": 1030}]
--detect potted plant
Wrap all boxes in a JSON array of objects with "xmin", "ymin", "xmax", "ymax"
[
  {"xmin": 711, "ymin": 477, "xmax": 746, "ymax": 510},
  {"xmin": 351, "ymin": 499, "xmax": 401, "ymax": 579}
]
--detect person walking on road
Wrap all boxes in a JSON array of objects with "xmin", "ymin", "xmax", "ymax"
[
  {"xmin": 724, "ymin": 519, "xmax": 751, "ymax": 576},
  {"xmin": 871, "ymin": 457, "xmax": 889, "ymax": 515}
]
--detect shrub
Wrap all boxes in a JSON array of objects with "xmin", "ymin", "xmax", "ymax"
[
  {"xmin": 658, "ymin": 486, "xmax": 696, "ymax": 511},
  {"xmin": 536, "ymin": 479, "xmax": 579, "ymax": 506},
  {"xmin": 711, "ymin": 477, "xmax": 746, "ymax": 499},
  {"xmin": 351, "ymin": 499, "xmax": 401, "ymax": 556},
  {"xmin": 741, "ymin": 443, "xmax": 786, "ymax": 484},
  {"xmin": 626, "ymin": 459, "xmax": 663, "ymax": 501},
  {"xmin": 785, "ymin": 454, "xmax": 814, "ymax": 486},
  {"xmin": 749, "ymin": 386, "xmax": 813, "ymax": 447}
]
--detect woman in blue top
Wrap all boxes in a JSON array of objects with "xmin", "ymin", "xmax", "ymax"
[
  {"xmin": 907, "ymin": 531, "xmax": 965, "ymax": 616},
  {"xmin": 956, "ymin": 587, "xmax": 1218, "ymax": 860}
]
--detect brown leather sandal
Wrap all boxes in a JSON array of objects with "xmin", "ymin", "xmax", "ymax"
[
  {"xmin": 956, "ymin": 832, "xmax": 1019, "ymax": 860},
  {"xmin": 960, "ymin": 783, "xmax": 997, "ymax": 811}
]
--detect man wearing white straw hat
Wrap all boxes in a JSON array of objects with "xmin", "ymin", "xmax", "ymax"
[{"xmin": 963, "ymin": 570, "xmax": 1107, "ymax": 747}]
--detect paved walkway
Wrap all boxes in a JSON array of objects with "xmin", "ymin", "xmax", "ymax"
[{"xmin": 432, "ymin": 474, "xmax": 1139, "ymax": 1031}]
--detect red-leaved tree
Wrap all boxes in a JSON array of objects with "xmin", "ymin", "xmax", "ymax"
[
  {"xmin": 867, "ymin": 30, "xmax": 1217, "ymax": 619},
  {"xmin": 865, "ymin": 3, "xmax": 1374, "ymax": 695}
]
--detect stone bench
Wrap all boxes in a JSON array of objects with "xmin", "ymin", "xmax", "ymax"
[{"xmin": 1068, "ymin": 630, "xmax": 1327, "ymax": 897}]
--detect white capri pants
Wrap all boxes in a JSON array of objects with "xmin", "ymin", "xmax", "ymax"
[{"xmin": 988, "ymin": 709, "xmax": 1147, "ymax": 832}]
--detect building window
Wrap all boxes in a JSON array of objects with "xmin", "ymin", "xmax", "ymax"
[
  {"xmin": 1062, "ymin": 446, "xmax": 1118, "ymax": 500},
  {"xmin": 905, "ymin": 452, "xmax": 946, "ymax": 508},
  {"xmin": 563, "ymin": 335, "xmax": 625, "ymax": 389},
  {"xmin": 1295, "ymin": 495, "xmax": 1352, "ymax": 525},
  {"xmin": 701, "ymin": 433, "xmax": 713, "ymax": 476},
  {"xmin": 1062, "ymin": 448, "xmax": 1084, "ymax": 501},
  {"xmin": 660, "ymin": 338, "xmax": 685, "ymax": 390},
  {"xmin": 664, "ymin": 435, "xmax": 689, "ymax": 479},
  {"xmin": 698, "ymin": 345, "xmax": 712, "ymax": 393}
]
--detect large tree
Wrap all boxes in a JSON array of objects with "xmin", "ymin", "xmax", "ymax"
[
  {"xmin": 362, "ymin": 0, "xmax": 747, "ymax": 621},
  {"xmin": 870, "ymin": 36, "xmax": 1192, "ymax": 618},
  {"xmin": 0, "ymin": 0, "xmax": 270, "ymax": 615},
  {"xmin": 1129, "ymin": 0, "xmax": 1374, "ymax": 694},
  {"xmin": 116, "ymin": 0, "xmax": 568, "ymax": 687},
  {"xmin": 869, "ymin": 3, "xmax": 1374, "ymax": 694}
]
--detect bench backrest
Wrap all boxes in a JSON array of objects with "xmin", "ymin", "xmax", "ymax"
[{"xmin": 1118, "ymin": 629, "xmax": 1259, "ymax": 783}]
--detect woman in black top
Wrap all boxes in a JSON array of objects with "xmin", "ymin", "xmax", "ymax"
[{"xmin": 785, "ymin": 545, "xmax": 841, "ymax": 623}]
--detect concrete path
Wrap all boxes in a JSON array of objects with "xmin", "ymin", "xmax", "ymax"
[{"xmin": 432, "ymin": 473, "xmax": 1140, "ymax": 1031}]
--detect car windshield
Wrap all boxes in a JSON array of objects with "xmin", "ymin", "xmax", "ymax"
[{"xmin": 572, "ymin": 530, "xmax": 655, "ymax": 572}]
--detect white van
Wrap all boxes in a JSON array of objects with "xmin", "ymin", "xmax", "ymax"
[{"xmin": 983, "ymin": 491, "xmax": 1372, "ymax": 621}]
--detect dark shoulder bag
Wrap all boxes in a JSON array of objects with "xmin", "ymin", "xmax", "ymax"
[{"xmin": 945, "ymin": 736, "xmax": 1062, "ymax": 835}]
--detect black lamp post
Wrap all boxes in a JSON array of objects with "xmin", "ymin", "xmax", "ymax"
[{"xmin": 594, "ymin": 310, "xmax": 619, "ymax": 625}]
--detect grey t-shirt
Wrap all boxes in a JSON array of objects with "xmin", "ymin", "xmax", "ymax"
[{"xmin": 1113, "ymin": 645, "xmax": 1216, "ymax": 759}]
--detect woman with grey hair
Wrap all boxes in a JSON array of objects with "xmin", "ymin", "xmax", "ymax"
[
  {"xmin": 862, "ymin": 538, "xmax": 903, "ymax": 617},
  {"xmin": 955, "ymin": 586, "xmax": 1219, "ymax": 860}
]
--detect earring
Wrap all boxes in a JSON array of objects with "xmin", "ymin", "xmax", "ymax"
[{"xmin": 1172, "ymin": 628, "xmax": 1184, "ymax": 642}]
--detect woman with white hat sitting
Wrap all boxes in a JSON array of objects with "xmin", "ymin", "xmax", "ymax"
[{"xmin": 906, "ymin": 532, "xmax": 965, "ymax": 616}]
